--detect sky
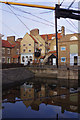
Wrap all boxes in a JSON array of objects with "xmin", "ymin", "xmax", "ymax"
[{"xmin": 0, "ymin": 0, "xmax": 80, "ymax": 40}]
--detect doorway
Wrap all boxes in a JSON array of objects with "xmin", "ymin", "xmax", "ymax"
[
  {"xmin": 74, "ymin": 56, "xmax": 77, "ymax": 65},
  {"xmin": 53, "ymin": 58, "xmax": 56, "ymax": 65}
]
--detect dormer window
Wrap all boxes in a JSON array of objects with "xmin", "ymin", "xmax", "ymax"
[{"xmin": 51, "ymin": 37, "xmax": 55, "ymax": 39}]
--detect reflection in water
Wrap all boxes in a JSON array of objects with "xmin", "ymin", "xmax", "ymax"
[{"xmin": 2, "ymin": 78, "xmax": 80, "ymax": 119}]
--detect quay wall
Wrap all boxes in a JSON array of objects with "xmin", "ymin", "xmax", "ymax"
[
  {"xmin": 28, "ymin": 67, "xmax": 79, "ymax": 80},
  {"xmin": 27, "ymin": 67, "xmax": 79, "ymax": 87},
  {"xmin": 2, "ymin": 67, "xmax": 34, "ymax": 87},
  {"xmin": 2, "ymin": 67, "xmax": 80, "ymax": 88}
]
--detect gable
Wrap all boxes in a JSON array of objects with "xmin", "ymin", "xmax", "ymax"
[{"xmin": 48, "ymin": 54, "xmax": 56, "ymax": 59}]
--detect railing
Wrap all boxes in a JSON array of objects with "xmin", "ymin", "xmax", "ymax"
[
  {"xmin": 2, "ymin": 63, "xmax": 24, "ymax": 69},
  {"xmin": 26, "ymin": 63, "xmax": 80, "ymax": 69}
]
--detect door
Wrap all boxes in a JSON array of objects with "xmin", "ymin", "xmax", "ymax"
[
  {"xmin": 7, "ymin": 57, "xmax": 10, "ymax": 63},
  {"xmin": 74, "ymin": 56, "xmax": 77, "ymax": 65},
  {"xmin": 53, "ymin": 58, "xmax": 56, "ymax": 65}
]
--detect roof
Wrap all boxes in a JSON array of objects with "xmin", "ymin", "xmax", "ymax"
[
  {"xmin": 48, "ymin": 53, "xmax": 56, "ymax": 58},
  {"xmin": 16, "ymin": 41, "xmax": 20, "ymax": 45},
  {"xmin": 2, "ymin": 40, "xmax": 15, "ymax": 48},
  {"xmin": 48, "ymin": 51, "xmax": 56, "ymax": 56},
  {"xmin": 41, "ymin": 33, "xmax": 62, "ymax": 40},
  {"xmin": 48, "ymin": 51, "xmax": 56, "ymax": 54},
  {"xmin": 29, "ymin": 34, "xmax": 38, "ymax": 43},
  {"xmin": 12, "ymin": 55, "xmax": 19, "ymax": 58},
  {"xmin": 40, "ymin": 56, "xmax": 45, "ymax": 59}
]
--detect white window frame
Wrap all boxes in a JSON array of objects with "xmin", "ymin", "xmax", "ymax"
[
  {"xmin": 7, "ymin": 48, "xmax": 10, "ymax": 54},
  {"xmin": 16, "ymin": 58, "xmax": 18, "ymax": 63},
  {"xmin": 16, "ymin": 49, "xmax": 19, "ymax": 54},
  {"xmin": 2, "ymin": 57, "xmax": 5, "ymax": 63},
  {"xmin": 54, "ymin": 46, "xmax": 56, "ymax": 50},
  {"xmin": 2, "ymin": 48, "xmax": 5, "ymax": 54},
  {"xmin": 61, "ymin": 57, "xmax": 66, "ymax": 62},
  {"xmin": 52, "ymin": 37, "xmax": 55, "ymax": 39}
]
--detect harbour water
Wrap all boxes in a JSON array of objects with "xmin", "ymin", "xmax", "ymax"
[{"xmin": 2, "ymin": 78, "xmax": 80, "ymax": 119}]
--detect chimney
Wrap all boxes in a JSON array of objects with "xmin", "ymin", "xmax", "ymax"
[
  {"xmin": 30, "ymin": 29, "xmax": 39, "ymax": 36},
  {"xmin": 61, "ymin": 26, "xmax": 65, "ymax": 36},
  {"xmin": 7, "ymin": 36, "xmax": 15, "ymax": 44}
]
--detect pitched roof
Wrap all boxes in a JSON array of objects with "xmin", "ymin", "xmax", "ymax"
[
  {"xmin": 2, "ymin": 40, "xmax": 15, "ymax": 48},
  {"xmin": 48, "ymin": 51, "xmax": 56, "ymax": 56},
  {"xmin": 40, "ymin": 56, "xmax": 45, "ymax": 59},
  {"xmin": 41, "ymin": 33, "xmax": 62, "ymax": 40},
  {"xmin": 29, "ymin": 34, "xmax": 38, "ymax": 43},
  {"xmin": 16, "ymin": 41, "xmax": 20, "ymax": 45},
  {"xmin": 48, "ymin": 51, "xmax": 56, "ymax": 54}
]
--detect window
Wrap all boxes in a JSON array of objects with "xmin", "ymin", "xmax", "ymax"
[
  {"xmin": 7, "ymin": 57, "xmax": 11, "ymax": 63},
  {"xmin": 26, "ymin": 56, "xmax": 28, "ymax": 62},
  {"xmin": 2, "ymin": 57, "xmax": 5, "ymax": 63},
  {"xmin": 61, "ymin": 47, "xmax": 66, "ymax": 51},
  {"xmin": 70, "ymin": 36, "xmax": 78, "ymax": 41},
  {"xmin": 29, "ymin": 50, "xmax": 31, "ymax": 52},
  {"xmin": 22, "ymin": 56, "xmax": 25, "ymax": 62},
  {"xmin": 29, "ymin": 56, "xmax": 32, "ymax": 61},
  {"xmin": 7, "ymin": 48, "xmax": 10, "ymax": 54},
  {"xmin": 23, "ymin": 44, "xmax": 26, "ymax": 46},
  {"xmin": 54, "ymin": 46, "xmax": 56, "ymax": 50},
  {"xmin": 23, "ymin": 49, "xmax": 25, "ymax": 52},
  {"xmin": 29, "ymin": 89, "xmax": 31, "ymax": 92},
  {"xmin": 52, "ymin": 37, "xmax": 55, "ymax": 39},
  {"xmin": 16, "ymin": 49, "xmax": 19, "ymax": 54},
  {"xmin": 29, "ymin": 56, "xmax": 32, "ymax": 58},
  {"xmin": 16, "ymin": 58, "xmax": 18, "ymax": 63},
  {"xmin": 61, "ymin": 57, "xmax": 66, "ymax": 62},
  {"xmin": 30, "ymin": 59, "xmax": 32, "ymax": 61},
  {"xmin": 2, "ymin": 48, "xmax": 5, "ymax": 54},
  {"xmin": 40, "ymin": 44, "xmax": 43, "ymax": 46},
  {"xmin": 29, "ymin": 44, "xmax": 31, "ymax": 46}
]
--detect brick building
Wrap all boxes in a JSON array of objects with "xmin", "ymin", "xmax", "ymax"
[
  {"xmin": 40, "ymin": 27, "xmax": 63, "ymax": 65},
  {"xmin": 58, "ymin": 33, "xmax": 80, "ymax": 66},
  {"xmin": 20, "ymin": 29, "xmax": 46, "ymax": 65},
  {"xmin": 2, "ymin": 36, "xmax": 20, "ymax": 63}
]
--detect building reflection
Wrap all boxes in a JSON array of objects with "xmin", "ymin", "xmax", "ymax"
[
  {"xmin": 2, "ymin": 80, "xmax": 80, "ymax": 114},
  {"xmin": 2, "ymin": 86, "xmax": 20, "ymax": 103}
]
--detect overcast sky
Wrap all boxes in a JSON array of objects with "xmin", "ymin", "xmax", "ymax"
[{"xmin": 0, "ymin": 0, "xmax": 79, "ymax": 40}]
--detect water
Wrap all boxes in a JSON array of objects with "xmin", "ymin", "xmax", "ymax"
[{"xmin": 2, "ymin": 78, "xmax": 80, "ymax": 119}]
